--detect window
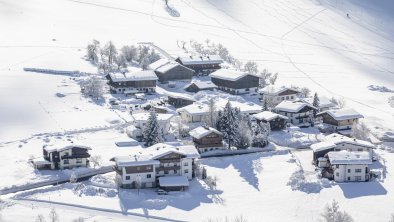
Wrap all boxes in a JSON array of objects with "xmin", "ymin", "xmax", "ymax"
[
  {"xmin": 184, "ymin": 169, "xmax": 189, "ymax": 174},
  {"xmin": 184, "ymin": 162, "xmax": 188, "ymax": 166},
  {"xmin": 164, "ymin": 170, "xmax": 169, "ymax": 174},
  {"xmin": 286, "ymin": 96, "xmax": 289, "ymax": 99},
  {"xmin": 291, "ymin": 96, "xmax": 294, "ymax": 99},
  {"xmin": 355, "ymin": 176, "xmax": 361, "ymax": 181},
  {"xmin": 146, "ymin": 174, "xmax": 151, "ymax": 178},
  {"xmin": 347, "ymin": 177, "xmax": 351, "ymax": 181},
  {"xmin": 126, "ymin": 176, "xmax": 130, "ymax": 180},
  {"xmin": 347, "ymin": 169, "xmax": 351, "ymax": 173},
  {"xmin": 357, "ymin": 148, "xmax": 363, "ymax": 151},
  {"xmin": 245, "ymin": 88, "xmax": 249, "ymax": 91},
  {"xmin": 64, "ymin": 159, "xmax": 69, "ymax": 164},
  {"xmin": 174, "ymin": 170, "xmax": 178, "ymax": 174},
  {"xmin": 355, "ymin": 169, "xmax": 362, "ymax": 173},
  {"xmin": 76, "ymin": 158, "xmax": 82, "ymax": 164},
  {"xmin": 336, "ymin": 172, "xmax": 339, "ymax": 177}
]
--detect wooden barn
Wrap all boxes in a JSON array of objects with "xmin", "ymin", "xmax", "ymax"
[
  {"xmin": 106, "ymin": 71, "xmax": 158, "ymax": 94},
  {"xmin": 210, "ymin": 69, "xmax": 259, "ymax": 95},
  {"xmin": 149, "ymin": 59, "xmax": 194, "ymax": 83},
  {"xmin": 175, "ymin": 55, "xmax": 223, "ymax": 74}
]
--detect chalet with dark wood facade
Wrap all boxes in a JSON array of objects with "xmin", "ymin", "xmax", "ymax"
[
  {"xmin": 111, "ymin": 143, "xmax": 199, "ymax": 191},
  {"xmin": 189, "ymin": 127, "xmax": 224, "ymax": 153},
  {"xmin": 106, "ymin": 71, "xmax": 158, "ymax": 94},
  {"xmin": 317, "ymin": 108, "xmax": 363, "ymax": 135},
  {"xmin": 149, "ymin": 59, "xmax": 194, "ymax": 83},
  {"xmin": 167, "ymin": 93, "xmax": 196, "ymax": 108},
  {"xmin": 210, "ymin": 69, "xmax": 260, "ymax": 95},
  {"xmin": 252, "ymin": 111, "xmax": 288, "ymax": 130},
  {"xmin": 274, "ymin": 101, "xmax": 317, "ymax": 127},
  {"xmin": 33, "ymin": 144, "xmax": 91, "ymax": 170},
  {"xmin": 175, "ymin": 55, "xmax": 223, "ymax": 74},
  {"xmin": 184, "ymin": 80, "xmax": 217, "ymax": 93}
]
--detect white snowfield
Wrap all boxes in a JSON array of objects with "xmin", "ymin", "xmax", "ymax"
[{"xmin": 1, "ymin": 0, "xmax": 394, "ymax": 221}]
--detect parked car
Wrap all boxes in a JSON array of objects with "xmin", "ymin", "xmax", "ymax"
[{"xmin": 156, "ymin": 189, "xmax": 168, "ymax": 195}]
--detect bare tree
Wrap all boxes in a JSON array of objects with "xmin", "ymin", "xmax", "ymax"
[
  {"xmin": 243, "ymin": 61, "xmax": 258, "ymax": 74},
  {"xmin": 86, "ymin": 39, "xmax": 100, "ymax": 63},
  {"xmin": 35, "ymin": 214, "xmax": 46, "ymax": 222},
  {"xmin": 80, "ymin": 76, "xmax": 104, "ymax": 100},
  {"xmin": 321, "ymin": 200, "xmax": 354, "ymax": 222},
  {"xmin": 114, "ymin": 54, "xmax": 127, "ymax": 70},
  {"xmin": 72, "ymin": 217, "xmax": 85, "ymax": 222},
  {"xmin": 205, "ymin": 98, "xmax": 217, "ymax": 128},
  {"xmin": 48, "ymin": 208, "xmax": 59, "ymax": 222},
  {"xmin": 300, "ymin": 87, "xmax": 311, "ymax": 98},
  {"xmin": 351, "ymin": 121, "xmax": 370, "ymax": 140},
  {"xmin": 174, "ymin": 117, "xmax": 189, "ymax": 139},
  {"xmin": 102, "ymin": 41, "xmax": 118, "ymax": 66},
  {"xmin": 259, "ymin": 69, "xmax": 271, "ymax": 87},
  {"xmin": 269, "ymin": 72, "xmax": 278, "ymax": 85},
  {"xmin": 338, "ymin": 97, "xmax": 346, "ymax": 109},
  {"xmin": 120, "ymin": 45, "xmax": 138, "ymax": 62},
  {"xmin": 90, "ymin": 155, "xmax": 102, "ymax": 168}
]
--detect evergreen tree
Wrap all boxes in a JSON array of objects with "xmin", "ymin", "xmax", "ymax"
[
  {"xmin": 219, "ymin": 101, "xmax": 240, "ymax": 149},
  {"xmin": 143, "ymin": 109, "xmax": 161, "ymax": 147},
  {"xmin": 252, "ymin": 122, "xmax": 270, "ymax": 147},
  {"xmin": 216, "ymin": 110, "xmax": 224, "ymax": 131},
  {"xmin": 313, "ymin": 92, "xmax": 320, "ymax": 116}
]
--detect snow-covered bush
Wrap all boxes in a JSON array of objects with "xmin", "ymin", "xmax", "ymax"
[
  {"xmin": 69, "ymin": 172, "xmax": 78, "ymax": 183},
  {"xmin": 320, "ymin": 200, "xmax": 354, "ymax": 222},
  {"xmin": 351, "ymin": 121, "xmax": 370, "ymax": 141},
  {"xmin": 243, "ymin": 61, "xmax": 258, "ymax": 74},
  {"xmin": 204, "ymin": 176, "xmax": 218, "ymax": 190},
  {"xmin": 49, "ymin": 208, "xmax": 59, "ymax": 222},
  {"xmin": 35, "ymin": 214, "xmax": 46, "ymax": 222},
  {"xmin": 90, "ymin": 155, "xmax": 103, "ymax": 168}
]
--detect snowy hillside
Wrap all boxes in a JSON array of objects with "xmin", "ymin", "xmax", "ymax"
[{"xmin": 0, "ymin": 0, "xmax": 394, "ymax": 221}]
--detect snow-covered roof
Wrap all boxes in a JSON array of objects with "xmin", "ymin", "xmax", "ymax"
[
  {"xmin": 317, "ymin": 108, "xmax": 364, "ymax": 121},
  {"xmin": 178, "ymin": 55, "xmax": 223, "ymax": 65},
  {"xmin": 158, "ymin": 176, "xmax": 189, "ymax": 187},
  {"xmin": 43, "ymin": 143, "xmax": 92, "ymax": 152},
  {"xmin": 145, "ymin": 143, "xmax": 200, "ymax": 159},
  {"xmin": 310, "ymin": 141, "xmax": 337, "ymax": 152},
  {"xmin": 301, "ymin": 96, "xmax": 335, "ymax": 109},
  {"xmin": 111, "ymin": 156, "xmax": 160, "ymax": 167},
  {"xmin": 253, "ymin": 111, "xmax": 288, "ymax": 121},
  {"xmin": 275, "ymin": 101, "xmax": 317, "ymax": 113},
  {"xmin": 210, "ymin": 69, "xmax": 257, "ymax": 81},
  {"xmin": 327, "ymin": 151, "xmax": 372, "ymax": 165},
  {"xmin": 189, "ymin": 126, "xmax": 222, "ymax": 139},
  {"xmin": 324, "ymin": 133, "xmax": 374, "ymax": 149},
  {"xmin": 108, "ymin": 71, "xmax": 158, "ymax": 82},
  {"xmin": 166, "ymin": 91, "xmax": 195, "ymax": 101},
  {"xmin": 184, "ymin": 80, "xmax": 217, "ymax": 90},
  {"xmin": 132, "ymin": 113, "xmax": 175, "ymax": 122},
  {"xmin": 177, "ymin": 103, "xmax": 209, "ymax": 116},
  {"xmin": 259, "ymin": 86, "xmax": 300, "ymax": 95},
  {"xmin": 150, "ymin": 58, "xmax": 194, "ymax": 74},
  {"xmin": 32, "ymin": 159, "xmax": 52, "ymax": 166},
  {"xmin": 216, "ymin": 100, "xmax": 262, "ymax": 114}
]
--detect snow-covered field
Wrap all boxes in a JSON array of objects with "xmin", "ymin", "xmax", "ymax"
[{"xmin": 1, "ymin": 0, "xmax": 394, "ymax": 221}]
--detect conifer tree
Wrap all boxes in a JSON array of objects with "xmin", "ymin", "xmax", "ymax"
[
  {"xmin": 313, "ymin": 92, "xmax": 320, "ymax": 117},
  {"xmin": 143, "ymin": 109, "xmax": 161, "ymax": 147}
]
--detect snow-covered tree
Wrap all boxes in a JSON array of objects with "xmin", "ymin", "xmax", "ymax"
[
  {"xmin": 269, "ymin": 72, "xmax": 278, "ymax": 85},
  {"xmin": 338, "ymin": 97, "xmax": 346, "ymax": 109},
  {"xmin": 49, "ymin": 208, "xmax": 59, "ymax": 222},
  {"xmin": 139, "ymin": 56, "xmax": 151, "ymax": 70},
  {"xmin": 236, "ymin": 117, "xmax": 252, "ymax": 149},
  {"xmin": 90, "ymin": 154, "xmax": 102, "ymax": 168},
  {"xmin": 174, "ymin": 116, "xmax": 189, "ymax": 138},
  {"xmin": 243, "ymin": 61, "xmax": 258, "ymax": 74},
  {"xmin": 114, "ymin": 54, "xmax": 127, "ymax": 70},
  {"xmin": 351, "ymin": 121, "xmax": 370, "ymax": 141},
  {"xmin": 263, "ymin": 98, "xmax": 269, "ymax": 111},
  {"xmin": 300, "ymin": 87, "xmax": 311, "ymax": 98},
  {"xmin": 313, "ymin": 92, "xmax": 320, "ymax": 116},
  {"xmin": 252, "ymin": 122, "xmax": 270, "ymax": 147},
  {"xmin": 72, "ymin": 217, "xmax": 85, "ymax": 222},
  {"xmin": 203, "ymin": 98, "xmax": 217, "ymax": 128},
  {"xmin": 321, "ymin": 200, "xmax": 354, "ymax": 222},
  {"xmin": 69, "ymin": 172, "xmax": 78, "ymax": 183},
  {"xmin": 218, "ymin": 102, "xmax": 240, "ymax": 149},
  {"xmin": 35, "ymin": 214, "xmax": 46, "ymax": 222},
  {"xmin": 137, "ymin": 45, "xmax": 150, "ymax": 63},
  {"xmin": 80, "ymin": 76, "xmax": 104, "ymax": 100},
  {"xmin": 120, "ymin": 45, "xmax": 138, "ymax": 62},
  {"xmin": 143, "ymin": 109, "xmax": 162, "ymax": 147},
  {"xmin": 86, "ymin": 39, "xmax": 100, "ymax": 63},
  {"xmin": 102, "ymin": 41, "xmax": 117, "ymax": 66},
  {"xmin": 389, "ymin": 213, "xmax": 394, "ymax": 222}
]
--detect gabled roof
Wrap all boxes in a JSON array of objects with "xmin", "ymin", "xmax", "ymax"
[
  {"xmin": 43, "ymin": 143, "xmax": 92, "ymax": 152},
  {"xmin": 189, "ymin": 126, "xmax": 222, "ymax": 139},
  {"xmin": 253, "ymin": 111, "xmax": 288, "ymax": 121},
  {"xmin": 108, "ymin": 71, "xmax": 158, "ymax": 82},
  {"xmin": 149, "ymin": 58, "xmax": 194, "ymax": 74},
  {"xmin": 210, "ymin": 69, "xmax": 258, "ymax": 81},
  {"xmin": 177, "ymin": 55, "xmax": 223, "ymax": 65},
  {"xmin": 275, "ymin": 101, "xmax": 317, "ymax": 113},
  {"xmin": 111, "ymin": 143, "xmax": 200, "ymax": 168},
  {"xmin": 184, "ymin": 80, "xmax": 217, "ymax": 90},
  {"xmin": 327, "ymin": 151, "xmax": 372, "ymax": 165},
  {"xmin": 325, "ymin": 133, "xmax": 374, "ymax": 148},
  {"xmin": 259, "ymin": 86, "xmax": 300, "ymax": 95},
  {"xmin": 310, "ymin": 141, "xmax": 337, "ymax": 152},
  {"xmin": 301, "ymin": 96, "xmax": 335, "ymax": 109},
  {"xmin": 166, "ymin": 91, "xmax": 196, "ymax": 101},
  {"xmin": 317, "ymin": 108, "xmax": 363, "ymax": 121},
  {"xmin": 177, "ymin": 103, "xmax": 209, "ymax": 115}
]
